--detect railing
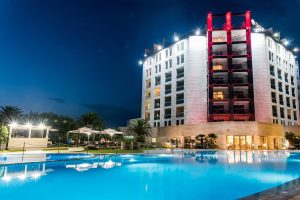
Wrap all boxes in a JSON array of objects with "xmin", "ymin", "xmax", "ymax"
[
  {"xmin": 232, "ymin": 78, "xmax": 248, "ymax": 84},
  {"xmin": 279, "ymin": 88, "xmax": 283, "ymax": 92},
  {"xmin": 212, "ymin": 109, "xmax": 229, "ymax": 114},
  {"xmin": 177, "ymin": 73, "xmax": 184, "ymax": 79},
  {"xmin": 212, "ymin": 79, "xmax": 228, "ymax": 84},
  {"xmin": 165, "ymin": 89, "xmax": 171, "ymax": 94},
  {"xmin": 233, "ymin": 109, "xmax": 249, "ymax": 114},
  {"xmin": 272, "ymin": 98, "xmax": 277, "ymax": 103},
  {"xmin": 155, "ymin": 81, "xmax": 161, "ymax": 86},
  {"xmin": 286, "ymin": 91, "xmax": 290, "ymax": 95},
  {"xmin": 176, "ymin": 112, "xmax": 184, "ymax": 118},
  {"xmin": 279, "ymin": 101, "xmax": 284, "ymax": 105},
  {"xmin": 164, "ymin": 114, "xmax": 171, "ymax": 119},
  {"xmin": 154, "ymin": 116, "xmax": 160, "ymax": 120},
  {"xmin": 165, "ymin": 101, "xmax": 171, "ymax": 106},
  {"xmin": 271, "ymin": 84, "xmax": 276, "ymax": 89},
  {"xmin": 293, "ymin": 104, "xmax": 296, "ymax": 109},
  {"xmin": 292, "ymin": 92, "xmax": 295, "ymax": 97},
  {"xmin": 176, "ymin": 99, "xmax": 184, "ymax": 104},
  {"xmin": 232, "ymin": 50, "xmax": 247, "ymax": 56},
  {"xmin": 278, "ymin": 75, "xmax": 282, "ymax": 80},
  {"xmin": 232, "ymin": 36, "xmax": 246, "ymax": 41},
  {"xmin": 212, "ymin": 37, "xmax": 227, "ymax": 42},
  {"xmin": 272, "ymin": 112, "xmax": 278, "ymax": 117},
  {"xmin": 176, "ymin": 86, "xmax": 184, "ymax": 91},
  {"xmin": 154, "ymin": 103, "xmax": 160, "ymax": 109},
  {"xmin": 270, "ymin": 71, "xmax": 275, "ymax": 76},
  {"xmin": 288, "ymin": 115, "xmax": 291, "ymax": 120},
  {"xmin": 232, "ymin": 64, "xmax": 247, "ymax": 70},
  {"xmin": 165, "ymin": 77, "xmax": 172, "ymax": 82},
  {"xmin": 212, "ymin": 51, "xmax": 227, "ymax": 56},
  {"xmin": 287, "ymin": 103, "xmax": 291, "ymax": 107}
]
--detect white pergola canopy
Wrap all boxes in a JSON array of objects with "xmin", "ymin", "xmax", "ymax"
[{"xmin": 100, "ymin": 128, "xmax": 123, "ymax": 135}]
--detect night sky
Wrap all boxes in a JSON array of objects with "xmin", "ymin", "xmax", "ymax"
[{"xmin": 0, "ymin": 0, "xmax": 299, "ymax": 126}]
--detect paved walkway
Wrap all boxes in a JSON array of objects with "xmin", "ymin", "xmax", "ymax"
[{"xmin": 240, "ymin": 178, "xmax": 300, "ymax": 200}]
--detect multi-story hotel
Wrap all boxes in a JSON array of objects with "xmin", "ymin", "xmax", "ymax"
[{"xmin": 140, "ymin": 11, "xmax": 299, "ymax": 150}]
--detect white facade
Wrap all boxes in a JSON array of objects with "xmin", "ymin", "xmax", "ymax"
[
  {"xmin": 141, "ymin": 35, "xmax": 207, "ymax": 127},
  {"xmin": 141, "ymin": 30, "xmax": 299, "ymax": 127},
  {"xmin": 252, "ymin": 33, "xmax": 299, "ymax": 125}
]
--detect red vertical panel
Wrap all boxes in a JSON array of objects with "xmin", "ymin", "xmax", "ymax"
[
  {"xmin": 245, "ymin": 11, "xmax": 251, "ymax": 30},
  {"xmin": 207, "ymin": 13, "xmax": 213, "ymax": 31},
  {"xmin": 225, "ymin": 12, "xmax": 232, "ymax": 30}
]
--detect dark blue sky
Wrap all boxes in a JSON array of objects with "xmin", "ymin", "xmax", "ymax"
[{"xmin": 0, "ymin": 0, "xmax": 299, "ymax": 126}]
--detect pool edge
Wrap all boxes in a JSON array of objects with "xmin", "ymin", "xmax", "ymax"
[{"xmin": 239, "ymin": 178, "xmax": 300, "ymax": 200}]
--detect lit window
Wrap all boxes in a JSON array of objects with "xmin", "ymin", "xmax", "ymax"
[
  {"xmin": 213, "ymin": 64, "xmax": 223, "ymax": 71},
  {"xmin": 154, "ymin": 88, "xmax": 161, "ymax": 97},
  {"xmin": 213, "ymin": 91, "xmax": 224, "ymax": 100}
]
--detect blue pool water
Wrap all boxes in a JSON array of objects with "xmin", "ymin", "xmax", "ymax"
[
  {"xmin": 0, "ymin": 153, "xmax": 92, "ymax": 164},
  {"xmin": 1, "ymin": 151, "xmax": 300, "ymax": 200}
]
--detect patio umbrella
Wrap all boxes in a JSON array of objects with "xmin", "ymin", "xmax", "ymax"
[
  {"xmin": 68, "ymin": 127, "xmax": 101, "ymax": 145},
  {"xmin": 100, "ymin": 128, "xmax": 123, "ymax": 142}
]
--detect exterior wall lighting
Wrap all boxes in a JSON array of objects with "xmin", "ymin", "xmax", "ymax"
[
  {"xmin": 293, "ymin": 48, "xmax": 299, "ymax": 52},
  {"xmin": 195, "ymin": 29, "xmax": 201, "ymax": 35},
  {"xmin": 283, "ymin": 40, "xmax": 290, "ymax": 46},
  {"xmin": 138, "ymin": 60, "xmax": 143, "ymax": 65},
  {"xmin": 174, "ymin": 35, "xmax": 179, "ymax": 42}
]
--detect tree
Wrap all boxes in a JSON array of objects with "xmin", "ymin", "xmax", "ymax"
[
  {"xmin": 0, "ymin": 105, "xmax": 23, "ymax": 124},
  {"xmin": 207, "ymin": 133, "xmax": 218, "ymax": 149},
  {"xmin": 285, "ymin": 132, "xmax": 300, "ymax": 149},
  {"xmin": 0, "ymin": 125, "xmax": 8, "ymax": 150},
  {"xmin": 79, "ymin": 112, "xmax": 104, "ymax": 130},
  {"xmin": 195, "ymin": 134, "xmax": 206, "ymax": 149},
  {"xmin": 195, "ymin": 133, "xmax": 218, "ymax": 149},
  {"xmin": 127, "ymin": 119, "xmax": 151, "ymax": 143}
]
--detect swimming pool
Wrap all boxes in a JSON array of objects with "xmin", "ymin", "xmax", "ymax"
[{"xmin": 0, "ymin": 151, "xmax": 299, "ymax": 200}]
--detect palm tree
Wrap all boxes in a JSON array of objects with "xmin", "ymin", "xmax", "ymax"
[
  {"xmin": 79, "ymin": 112, "xmax": 104, "ymax": 130},
  {"xmin": 195, "ymin": 134, "xmax": 206, "ymax": 149},
  {"xmin": 0, "ymin": 105, "xmax": 23, "ymax": 124},
  {"xmin": 0, "ymin": 125, "xmax": 8, "ymax": 150},
  {"xmin": 127, "ymin": 119, "xmax": 151, "ymax": 143},
  {"xmin": 0, "ymin": 105, "xmax": 23, "ymax": 150},
  {"xmin": 207, "ymin": 133, "xmax": 218, "ymax": 149}
]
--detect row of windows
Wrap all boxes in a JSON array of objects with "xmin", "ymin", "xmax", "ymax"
[
  {"xmin": 145, "ymin": 54, "xmax": 184, "ymax": 77},
  {"xmin": 145, "ymin": 41, "xmax": 185, "ymax": 67},
  {"xmin": 154, "ymin": 93, "xmax": 184, "ymax": 109},
  {"xmin": 272, "ymin": 105, "xmax": 297, "ymax": 121},
  {"xmin": 267, "ymin": 37, "xmax": 293, "ymax": 62},
  {"xmin": 269, "ymin": 65, "xmax": 295, "ymax": 85},
  {"xmin": 153, "ymin": 119, "xmax": 184, "ymax": 127},
  {"xmin": 153, "ymin": 106, "xmax": 184, "ymax": 121},
  {"xmin": 270, "ymin": 79, "xmax": 296, "ymax": 96},
  {"xmin": 271, "ymin": 92, "xmax": 297, "ymax": 108},
  {"xmin": 268, "ymin": 51, "xmax": 294, "ymax": 73}
]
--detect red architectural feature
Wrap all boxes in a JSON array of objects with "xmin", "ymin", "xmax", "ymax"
[{"xmin": 207, "ymin": 11, "xmax": 255, "ymax": 122}]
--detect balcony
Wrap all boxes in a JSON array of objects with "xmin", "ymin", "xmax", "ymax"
[
  {"xmin": 154, "ymin": 116, "xmax": 160, "ymax": 120},
  {"xmin": 278, "ymin": 75, "xmax": 282, "ymax": 80},
  {"xmin": 176, "ymin": 85, "xmax": 184, "ymax": 91},
  {"xmin": 165, "ymin": 77, "xmax": 171, "ymax": 82},
  {"xmin": 176, "ymin": 99, "xmax": 184, "ymax": 104},
  {"xmin": 177, "ymin": 72, "xmax": 184, "ymax": 79},
  {"xmin": 279, "ymin": 87, "xmax": 283, "ymax": 92},
  {"xmin": 270, "ymin": 70, "xmax": 275, "ymax": 76},
  {"xmin": 280, "ymin": 101, "xmax": 284, "ymax": 105},
  {"xmin": 212, "ymin": 78, "xmax": 228, "ymax": 85},
  {"xmin": 287, "ymin": 102, "xmax": 291, "ymax": 107},
  {"xmin": 232, "ymin": 63, "xmax": 247, "ymax": 71},
  {"xmin": 272, "ymin": 112, "xmax": 278, "ymax": 117},
  {"xmin": 232, "ymin": 50, "xmax": 247, "ymax": 56},
  {"xmin": 212, "ymin": 108, "xmax": 229, "ymax": 114},
  {"xmin": 176, "ymin": 112, "xmax": 184, "ymax": 118},
  {"xmin": 232, "ymin": 77, "xmax": 248, "ymax": 84},
  {"xmin": 272, "ymin": 98, "xmax": 277, "ymax": 103},
  {"xmin": 293, "ymin": 104, "xmax": 296, "ymax": 109},
  {"xmin": 164, "ymin": 114, "xmax": 171, "ymax": 119},
  {"xmin": 288, "ymin": 115, "xmax": 291, "ymax": 120},
  {"xmin": 233, "ymin": 108, "xmax": 249, "ymax": 114},
  {"xmin": 165, "ymin": 101, "xmax": 171, "ymax": 107},
  {"xmin": 212, "ymin": 51, "xmax": 227, "ymax": 56}
]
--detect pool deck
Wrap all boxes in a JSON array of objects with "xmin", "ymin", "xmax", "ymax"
[{"xmin": 240, "ymin": 178, "xmax": 300, "ymax": 200}]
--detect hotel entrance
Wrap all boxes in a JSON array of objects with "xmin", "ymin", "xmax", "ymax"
[{"xmin": 227, "ymin": 135, "xmax": 253, "ymax": 150}]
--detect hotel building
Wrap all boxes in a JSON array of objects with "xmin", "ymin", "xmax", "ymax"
[{"xmin": 140, "ymin": 11, "xmax": 299, "ymax": 150}]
